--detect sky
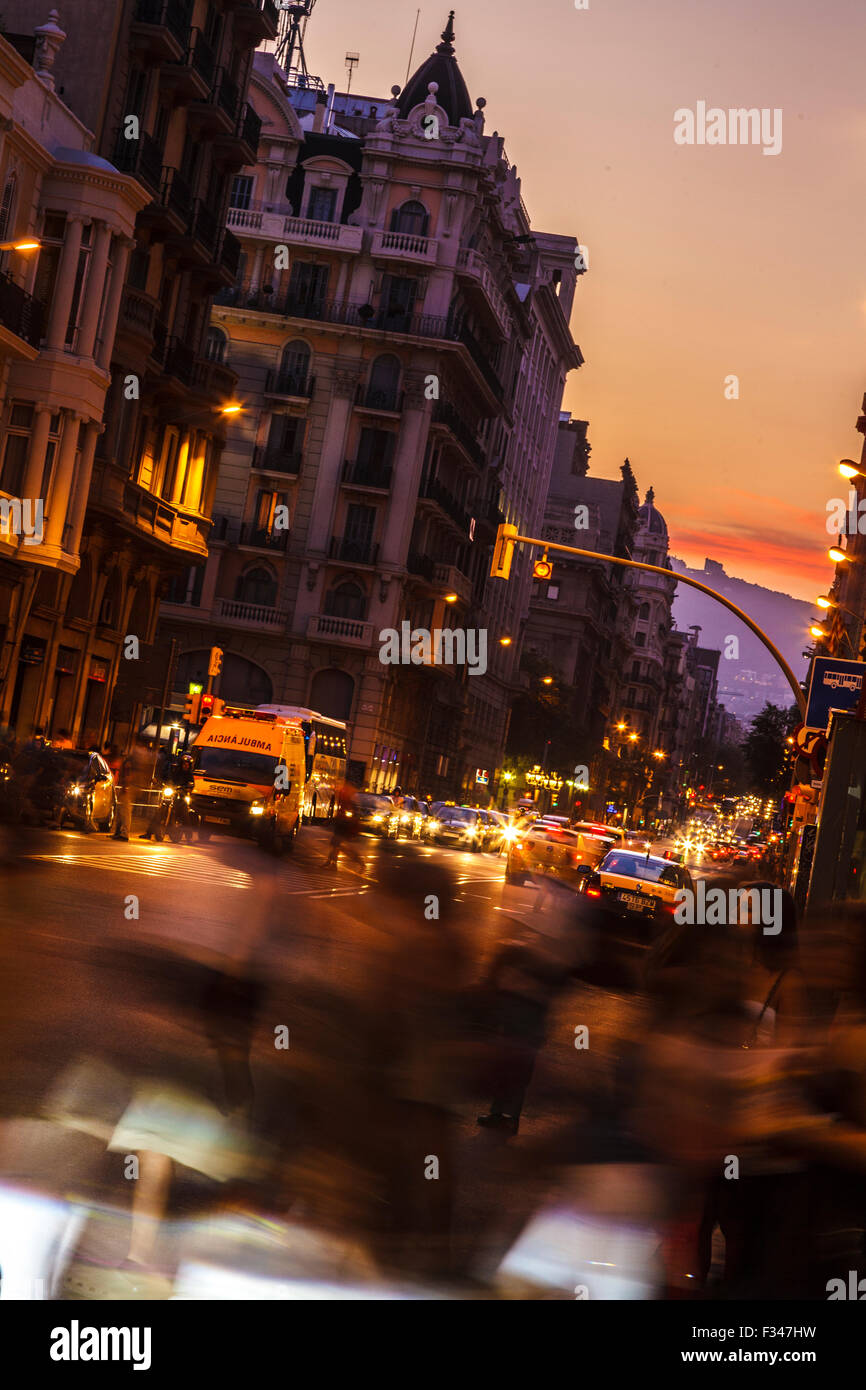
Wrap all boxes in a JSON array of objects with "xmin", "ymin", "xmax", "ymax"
[{"xmin": 290, "ymin": 0, "xmax": 866, "ymax": 602}]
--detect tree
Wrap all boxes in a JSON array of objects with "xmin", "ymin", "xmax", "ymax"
[{"xmin": 741, "ymin": 702, "xmax": 799, "ymax": 795}]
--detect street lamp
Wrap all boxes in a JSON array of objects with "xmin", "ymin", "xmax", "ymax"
[
  {"xmin": 839, "ymin": 459, "xmax": 862, "ymax": 480},
  {"xmin": 443, "ymin": 592, "xmax": 458, "ymax": 604},
  {"xmin": 542, "ymin": 675, "xmax": 554, "ymax": 685},
  {"xmin": 499, "ymin": 635, "xmax": 512, "ymax": 646},
  {"xmin": 220, "ymin": 402, "xmax": 242, "ymax": 416},
  {"xmin": 810, "ymin": 623, "xmax": 827, "ymax": 639},
  {"xmin": 828, "ymin": 539, "xmax": 849, "ymax": 563},
  {"xmin": 628, "ymin": 732, "xmax": 639, "ymax": 742},
  {"xmin": 0, "ymin": 238, "xmax": 40, "ymax": 252}
]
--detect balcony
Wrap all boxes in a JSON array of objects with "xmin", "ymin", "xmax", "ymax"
[
  {"xmin": 189, "ymin": 67, "xmax": 239, "ymax": 134},
  {"xmin": 341, "ymin": 458, "xmax": 392, "ymax": 491},
  {"xmin": 189, "ymin": 355, "xmax": 237, "ymax": 399},
  {"xmin": 112, "ymin": 128, "xmax": 164, "ymax": 197},
  {"xmin": 131, "ymin": 0, "xmax": 192, "ymax": 60},
  {"xmin": 419, "ymin": 476, "xmax": 472, "ymax": 534},
  {"xmin": 456, "ymin": 246, "xmax": 510, "ymax": 336},
  {"xmin": 111, "ymin": 479, "xmax": 208, "ymax": 556},
  {"xmin": 431, "ymin": 399, "xmax": 485, "ymax": 469},
  {"xmin": 252, "ymin": 446, "xmax": 302, "ymax": 477},
  {"xmin": 189, "ymin": 199, "xmax": 220, "ymax": 256},
  {"xmin": 281, "ymin": 215, "xmax": 363, "ymax": 252},
  {"xmin": 215, "ymin": 596, "xmax": 286, "ymax": 630},
  {"xmin": 264, "ymin": 368, "xmax": 315, "ymax": 399},
  {"xmin": 457, "ymin": 322, "xmax": 505, "ymax": 400},
  {"xmin": 117, "ymin": 285, "xmax": 158, "ymax": 347},
  {"xmin": 0, "ymin": 272, "xmax": 44, "ymax": 354},
  {"xmin": 230, "ymin": 0, "xmax": 279, "ymax": 41},
  {"xmin": 218, "ymin": 229, "xmax": 242, "ymax": 281},
  {"xmin": 354, "ymin": 383, "xmax": 402, "ymax": 414},
  {"xmin": 161, "ymin": 27, "xmax": 215, "ymax": 100},
  {"xmin": 371, "ymin": 228, "xmax": 437, "ymax": 265},
  {"xmin": 211, "ymin": 515, "xmax": 290, "ymax": 551},
  {"xmin": 307, "ymin": 614, "xmax": 375, "ymax": 648},
  {"xmin": 141, "ymin": 165, "xmax": 194, "ymax": 239},
  {"xmin": 329, "ymin": 535, "xmax": 379, "ymax": 566},
  {"xmin": 215, "ymin": 102, "xmax": 262, "ymax": 165},
  {"xmin": 407, "ymin": 550, "xmax": 436, "ymax": 582},
  {"xmin": 434, "ymin": 563, "xmax": 472, "ymax": 605}
]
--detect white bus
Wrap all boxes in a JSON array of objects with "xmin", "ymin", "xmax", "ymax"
[{"xmin": 255, "ymin": 706, "xmax": 348, "ymax": 820}]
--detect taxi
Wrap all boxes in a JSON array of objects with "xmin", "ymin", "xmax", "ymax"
[
  {"xmin": 505, "ymin": 821, "xmax": 614, "ymax": 886},
  {"xmin": 580, "ymin": 848, "xmax": 695, "ymax": 931}
]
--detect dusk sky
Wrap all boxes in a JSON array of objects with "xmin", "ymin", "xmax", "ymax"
[{"xmin": 297, "ymin": 0, "xmax": 866, "ymax": 601}]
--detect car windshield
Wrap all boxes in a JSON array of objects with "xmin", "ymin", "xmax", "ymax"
[
  {"xmin": 196, "ymin": 747, "xmax": 279, "ymax": 784},
  {"xmin": 357, "ymin": 794, "xmax": 393, "ymax": 810},
  {"xmin": 442, "ymin": 808, "xmax": 475, "ymax": 824},
  {"xmin": 600, "ymin": 851, "xmax": 678, "ymax": 883}
]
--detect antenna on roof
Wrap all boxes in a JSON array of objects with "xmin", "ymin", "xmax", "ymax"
[
  {"xmin": 276, "ymin": 1, "xmax": 324, "ymax": 90},
  {"xmin": 345, "ymin": 50, "xmax": 359, "ymax": 93},
  {"xmin": 404, "ymin": 8, "xmax": 421, "ymax": 86}
]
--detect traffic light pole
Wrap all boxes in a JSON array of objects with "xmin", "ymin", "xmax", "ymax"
[{"xmin": 491, "ymin": 527, "xmax": 806, "ymax": 719}]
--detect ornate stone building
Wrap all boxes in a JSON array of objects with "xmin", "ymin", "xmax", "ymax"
[{"xmin": 161, "ymin": 15, "xmax": 584, "ymax": 797}]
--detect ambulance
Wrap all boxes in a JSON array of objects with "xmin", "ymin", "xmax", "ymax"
[{"xmin": 191, "ymin": 705, "xmax": 305, "ymax": 852}]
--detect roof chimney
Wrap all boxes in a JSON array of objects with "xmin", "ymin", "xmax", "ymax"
[{"xmin": 312, "ymin": 90, "xmax": 327, "ymax": 133}]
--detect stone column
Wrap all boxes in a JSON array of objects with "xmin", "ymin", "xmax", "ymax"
[
  {"xmin": 67, "ymin": 422, "xmax": 99, "ymax": 556},
  {"xmin": 21, "ymin": 403, "xmax": 53, "ymax": 502},
  {"xmin": 305, "ymin": 364, "xmax": 360, "ymax": 554},
  {"xmin": 77, "ymin": 221, "xmax": 113, "ymax": 359},
  {"xmin": 45, "ymin": 411, "xmax": 83, "ymax": 549},
  {"xmin": 96, "ymin": 235, "xmax": 135, "ymax": 370},
  {"xmin": 45, "ymin": 216, "xmax": 85, "ymax": 349},
  {"xmin": 381, "ymin": 375, "xmax": 432, "ymax": 565}
]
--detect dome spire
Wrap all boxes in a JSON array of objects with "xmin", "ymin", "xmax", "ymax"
[{"xmin": 437, "ymin": 11, "xmax": 456, "ymax": 54}]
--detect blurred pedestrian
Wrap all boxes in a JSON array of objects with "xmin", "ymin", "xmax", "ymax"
[
  {"xmin": 324, "ymin": 780, "xmax": 365, "ymax": 871},
  {"xmin": 113, "ymin": 735, "xmax": 152, "ymax": 842}
]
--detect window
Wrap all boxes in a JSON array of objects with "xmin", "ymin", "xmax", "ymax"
[
  {"xmin": 205, "ymin": 327, "xmax": 227, "ymax": 363},
  {"xmin": 230, "ymin": 175, "xmax": 254, "ymax": 210},
  {"xmin": 165, "ymin": 565, "xmax": 204, "ymax": 606},
  {"xmin": 341, "ymin": 503, "xmax": 376, "ymax": 561},
  {"xmin": 380, "ymin": 274, "xmax": 417, "ymax": 330},
  {"xmin": 324, "ymin": 581, "xmax": 366, "ymax": 620},
  {"xmin": 390, "ymin": 200, "xmax": 429, "ymax": 237},
  {"xmin": 287, "ymin": 261, "xmax": 329, "ymax": 315},
  {"xmin": 266, "ymin": 413, "xmax": 302, "ymax": 460},
  {"xmin": 356, "ymin": 427, "xmax": 395, "ymax": 467},
  {"xmin": 157, "ymin": 426, "xmax": 181, "ymax": 500},
  {"xmin": 638, "ymin": 602, "xmax": 650, "ymax": 620},
  {"xmin": 0, "ymin": 169, "xmax": 17, "ymax": 272},
  {"xmin": 307, "ymin": 186, "xmax": 337, "ymax": 222},
  {"xmin": 253, "ymin": 489, "xmax": 288, "ymax": 539},
  {"xmin": 546, "ymin": 584, "xmax": 560, "ymax": 601},
  {"xmin": 235, "ymin": 565, "xmax": 277, "ymax": 607},
  {"xmin": 635, "ymin": 632, "xmax": 646, "ymax": 647},
  {"xmin": 278, "ymin": 339, "xmax": 311, "ymax": 390},
  {"xmin": 0, "ymin": 402, "xmax": 34, "ymax": 494},
  {"xmin": 366, "ymin": 353, "xmax": 401, "ymax": 409}
]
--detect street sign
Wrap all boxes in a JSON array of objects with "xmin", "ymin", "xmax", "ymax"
[{"xmin": 805, "ymin": 657, "xmax": 866, "ymax": 730}]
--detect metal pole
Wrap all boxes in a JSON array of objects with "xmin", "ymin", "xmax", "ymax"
[{"xmin": 509, "ymin": 533, "xmax": 807, "ymax": 719}]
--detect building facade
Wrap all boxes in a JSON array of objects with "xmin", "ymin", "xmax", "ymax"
[
  {"xmin": 0, "ymin": 0, "xmax": 274, "ymax": 745},
  {"xmin": 160, "ymin": 17, "xmax": 584, "ymax": 798}
]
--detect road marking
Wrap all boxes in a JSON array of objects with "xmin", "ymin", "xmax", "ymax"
[{"xmin": 29, "ymin": 851, "xmax": 254, "ymax": 891}]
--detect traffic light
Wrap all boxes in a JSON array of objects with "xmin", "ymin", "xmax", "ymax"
[
  {"xmin": 199, "ymin": 692, "xmax": 215, "ymax": 720},
  {"xmin": 490, "ymin": 523, "xmax": 518, "ymax": 580},
  {"xmin": 208, "ymin": 646, "xmax": 223, "ymax": 677},
  {"xmin": 184, "ymin": 690, "xmax": 201, "ymax": 723},
  {"xmin": 532, "ymin": 555, "xmax": 553, "ymax": 581}
]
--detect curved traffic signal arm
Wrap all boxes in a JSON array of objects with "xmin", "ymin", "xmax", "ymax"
[{"xmin": 489, "ymin": 524, "xmax": 806, "ymax": 719}]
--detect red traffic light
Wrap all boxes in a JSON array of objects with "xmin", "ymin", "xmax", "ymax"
[
  {"xmin": 533, "ymin": 558, "xmax": 553, "ymax": 581},
  {"xmin": 199, "ymin": 693, "xmax": 215, "ymax": 718}
]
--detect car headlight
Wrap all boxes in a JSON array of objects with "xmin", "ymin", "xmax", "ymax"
[
  {"xmin": 249, "ymin": 801, "xmax": 265, "ymax": 816},
  {"xmin": 400, "ymin": 814, "xmax": 411, "ymax": 823},
  {"xmin": 371, "ymin": 814, "xmax": 383, "ymax": 823},
  {"xmin": 427, "ymin": 819, "xmax": 440, "ymax": 832},
  {"xmin": 69, "ymin": 784, "xmax": 81, "ymax": 797},
  {"xmin": 162, "ymin": 785, "xmax": 174, "ymax": 799}
]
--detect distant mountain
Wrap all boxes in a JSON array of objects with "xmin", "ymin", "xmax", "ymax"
[{"xmin": 669, "ymin": 557, "xmax": 812, "ymax": 726}]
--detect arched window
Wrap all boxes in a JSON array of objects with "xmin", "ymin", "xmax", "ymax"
[
  {"xmin": 278, "ymin": 339, "xmax": 311, "ymax": 393},
  {"xmin": 324, "ymin": 580, "xmax": 366, "ymax": 620},
  {"xmin": 235, "ymin": 565, "xmax": 277, "ymax": 607},
  {"xmin": 310, "ymin": 667, "xmax": 355, "ymax": 721},
  {"xmin": 365, "ymin": 354, "xmax": 401, "ymax": 410},
  {"xmin": 205, "ymin": 327, "xmax": 227, "ymax": 363},
  {"xmin": 390, "ymin": 199, "xmax": 429, "ymax": 237}
]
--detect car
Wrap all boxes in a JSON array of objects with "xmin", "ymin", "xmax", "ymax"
[
  {"xmin": 354, "ymin": 792, "xmax": 398, "ymax": 835},
  {"xmin": 427, "ymin": 806, "xmax": 485, "ymax": 851},
  {"xmin": 15, "ymin": 748, "xmax": 116, "ymax": 831},
  {"xmin": 505, "ymin": 822, "xmax": 612, "ymax": 886},
  {"xmin": 580, "ymin": 849, "xmax": 695, "ymax": 936},
  {"xmin": 389, "ymin": 795, "xmax": 428, "ymax": 839},
  {"xmin": 483, "ymin": 809, "xmax": 512, "ymax": 853}
]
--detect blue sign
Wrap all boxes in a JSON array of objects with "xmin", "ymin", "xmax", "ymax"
[{"xmin": 805, "ymin": 657, "xmax": 866, "ymax": 729}]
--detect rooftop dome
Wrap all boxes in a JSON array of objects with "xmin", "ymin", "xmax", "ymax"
[
  {"xmin": 396, "ymin": 11, "xmax": 473, "ymax": 125},
  {"xmin": 638, "ymin": 486, "xmax": 668, "ymax": 536}
]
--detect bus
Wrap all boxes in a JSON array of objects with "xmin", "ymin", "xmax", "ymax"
[{"xmin": 255, "ymin": 706, "xmax": 347, "ymax": 820}]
